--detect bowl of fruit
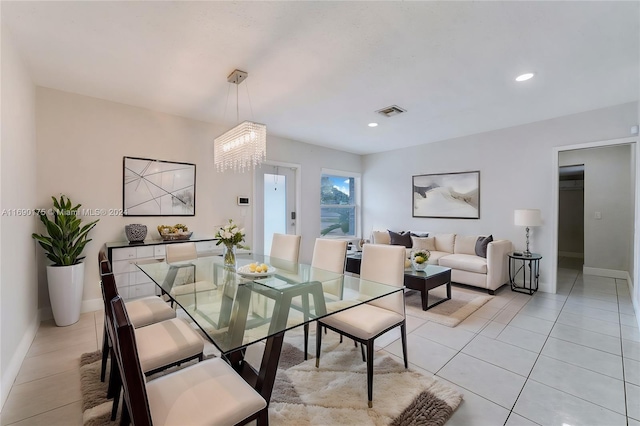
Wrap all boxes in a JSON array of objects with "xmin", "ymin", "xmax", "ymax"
[
  {"xmin": 410, "ymin": 250, "xmax": 431, "ymax": 271},
  {"xmin": 157, "ymin": 224, "xmax": 193, "ymax": 241},
  {"xmin": 237, "ymin": 262, "xmax": 277, "ymax": 278}
]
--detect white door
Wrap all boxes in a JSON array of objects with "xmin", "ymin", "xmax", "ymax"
[{"xmin": 254, "ymin": 164, "xmax": 297, "ymax": 254}]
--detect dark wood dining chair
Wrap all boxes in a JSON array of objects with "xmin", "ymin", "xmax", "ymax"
[
  {"xmin": 98, "ymin": 250, "xmax": 204, "ymax": 420},
  {"xmin": 110, "ymin": 295, "xmax": 268, "ymax": 426},
  {"xmin": 98, "ymin": 249, "xmax": 177, "ymax": 382}
]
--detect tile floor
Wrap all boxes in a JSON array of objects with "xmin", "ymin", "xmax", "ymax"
[{"xmin": 2, "ymin": 261, "xmax": 639, "ymax": 425}]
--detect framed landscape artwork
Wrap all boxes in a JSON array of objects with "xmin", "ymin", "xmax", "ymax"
[
  {"xmin": 412, "ymin": 171, "xmax": 480, "ymax": 219},
  {"xmin": 123, "ymin": 156, "xmax": 196, "ymax": 216}
]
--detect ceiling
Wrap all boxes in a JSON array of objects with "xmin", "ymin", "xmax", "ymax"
[{"xmin": 2, "ymin": 1, "xmax": 638, "ymax": 155}]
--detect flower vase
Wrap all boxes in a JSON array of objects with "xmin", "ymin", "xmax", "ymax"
[{"xmin": 223, "ymin": 243, "xmax": 237, "ymax": 269}]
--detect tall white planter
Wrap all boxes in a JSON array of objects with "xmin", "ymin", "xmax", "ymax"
[{"xmin": 46, "ymin": 262, "xmax": 84, "ymax": 326}]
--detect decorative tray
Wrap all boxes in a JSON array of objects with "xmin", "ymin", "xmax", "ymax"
[
  {"xmin": 160, "ymin": 232, "xmax": 193, "ymax": 241},
  {"xmin": 237, "ymin": 264, "xmax": 277, "ymax": 278}
]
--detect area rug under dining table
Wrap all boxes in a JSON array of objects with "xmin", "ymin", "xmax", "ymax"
[{"xmin": 81, "ymin": 329, "xmax": 462, "ymax": 425}]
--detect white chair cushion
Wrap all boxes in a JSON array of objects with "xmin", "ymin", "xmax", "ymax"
[
  {"xmin": 320, "ymin": 303, "xmax": 404, "ymax": 340},
  {"xmin": 439, "ymin": 254, "xmax": 487, "ymax": 274},
  {"xmin": 146, "ymin": 358, "xmax": 266, "ymax": 426},
  {"xmin": 135, "ymin": 318, "xmax": 204, "ymax": 373},
  {"xmin": 126, "ymin": 296, "xmax": 176, "ymax": 328},
  {"xmin": 454, "ymin": 235, "xmax": 478, "ymax": 255},
  {"xmin": 170, "ymin": 280, "xmax": 217, "ymax": 296}
]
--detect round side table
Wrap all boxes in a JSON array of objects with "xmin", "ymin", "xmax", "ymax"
[{"xmin": 508, "ymin": 252, "xmax": 542, "ymax": 295}]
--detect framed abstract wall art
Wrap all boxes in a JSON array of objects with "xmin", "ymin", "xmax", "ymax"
[
  {"xmin": 412, "ymin": 171, "xmax": 480, "ymax": 219},
  {"xmin": 123, "ymin": 156, "xmax": 196, "ymax": 216}
]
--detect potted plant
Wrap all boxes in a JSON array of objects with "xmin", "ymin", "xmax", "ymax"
[{"xmin": 32, "ymin": 195, "xmax": 99, "ymax": 326}]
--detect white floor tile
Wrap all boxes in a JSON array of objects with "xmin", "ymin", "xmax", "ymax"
[
  {"xmin": 620, "ymin": 302, "xmax": 636, "ymax": 316},
  {"xmin": 479, "ymin": 321, "xmax": 507, "ymax": 339},
  {"xmin": 624, "ymin": 339, "xmax": 640, "ymax": 362},
  {"xmin": 628, "ymin": 382, "xmax": 640, "ymax": 420},
  {"xmin": 513, "ymin": 379, "xmax": 627, "ymax": 426},
  {"xmin": 529, "ymin": 355, "xmax": 626, "ymax": 414},
  {"xmin": 622, "ymin": 325, "xmax": 640, "ymax": 343},
  {"xmin": 624, "ymin": 358, "xmax": 640, "ymax": 386},
  {"xmin": 504, "ymin": 413, "xmax": 541, "ymax": 426},
  {"xmin": 436, "ymin": 378, "xmax": 511, "ymax": 426},
  {"xmin": 541, "ymin": 337, "xmax": 623, "ymax": 380},
  {"xmin": 621, "ymin": 313, "xmax": 639, "ymax": 328},
  {"xmin": 569, "ymin": 288, "xmax": 618, "ymax": 303},
  {"xmin": 457, "ymin": 311, "xmax": 490, "ymax": 333},
  {"xmin": 629, "ymin": 417, "xmax": 640, "ymax": 426},
  {"xmin": 508, "ymin": 313, "xmax": 554, "ymax": 336},
  {"xmin": 562, "ymin": 303, "xmax": 620, "ymax": 324},
  {"xmin": 556, "ymin": 310, "xmax": 621, "ymax": 338},
  {"xmin": 496, "ymin": 325, "xmax": 547, "ymax": 353},
  {"xmin": 472, "ymin": 303, "xmax": 501, "ymax": 319},
  {"xmin": 550, "ymin": 322, "xmax": 621, "ymax": 355},
  {"xmin": 462, "ymin": 335, "xmax": 538, "ymax": 376},
  {"xmin": 413, "ymin": 321, "xmax": 476, "ymax": 351},
  {"xmin": 566, "ymin": 295, "xmax": 620, "ymax": 312},
  {"xmin": 493, "ymin": 308, "xmax": 520, "ymax": 325},
  {"xmin": 518, "ymin": 304, "xmax": 561, "ymax": 322},
  {"xmin": 386, "ymin": 333, "xmax": 456, "ymax": 374},
  {"xmin": 437, "ymin": 353, "xmax": 526, "ymax": 409}
]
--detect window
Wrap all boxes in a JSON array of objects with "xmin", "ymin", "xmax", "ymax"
[{"xmin": 320, "ymin": 171, "xmax": 360, "ymax": 237}]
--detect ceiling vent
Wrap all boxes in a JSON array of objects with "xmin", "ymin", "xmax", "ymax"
[{"xmin": 376, "ymin": 105, "xmax": 406, "ymax": 117}]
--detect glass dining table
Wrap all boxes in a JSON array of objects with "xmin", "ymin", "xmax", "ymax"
[{"xmin": 136, "ymin": 253, "xmax": 402, "ymax": 405}]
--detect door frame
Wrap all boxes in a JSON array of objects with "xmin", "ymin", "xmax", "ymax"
[
  {"xmin": 551, "ymin": 136, "xmax": 638, "ymax": 298},
  {"xmin": 252, "ymin": 160, "xmax": 302, "ymax": 252}
]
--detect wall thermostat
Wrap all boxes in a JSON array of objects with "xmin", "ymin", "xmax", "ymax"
[{"xmin": 237, "ymin": 196, "xmax": 250, "ymax": 206}]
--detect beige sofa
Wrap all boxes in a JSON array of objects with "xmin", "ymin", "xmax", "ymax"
[{"xmin": 371, "ymin": 231, "xmax": 512, "ymax": 294}]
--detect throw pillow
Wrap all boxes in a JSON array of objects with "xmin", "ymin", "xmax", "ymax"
[
  {"xmin": 475, "ymin": 235, "xmax": 493, "ymax": 258},
  {"xmin": 411, "ymin": 236, "xmax": 436, "ymax": 251},
  {"xmin": 388, "ymin": 230, "xmax": 413, "ymax": 248},
  {"xmin": 410, "ymin": 232, "xmax": 429, "ymax": 238}
]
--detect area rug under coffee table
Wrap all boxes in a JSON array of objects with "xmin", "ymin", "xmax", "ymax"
[
  {"xmin": 404, "ymin": 285, "xmax": 493, "ymax": 327},
  {"xmin": 81, "ymin": 331, "xmax": 462, "ymax": 425}
]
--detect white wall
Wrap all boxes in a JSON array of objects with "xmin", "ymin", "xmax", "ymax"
[
  {"xmin": 560, "ymin": 145, "xmax": 632, "ymax": 272},
  {"xmin": 0, "ymin": 27, "xmax": 38, "ymax": 409},
  {"xmin": 363, "ymin": 102, "xmax": 638, "ymax": 293},
  {"xmin": 35, "ymin": 88, "xmax": 361, "ymax": 312}
]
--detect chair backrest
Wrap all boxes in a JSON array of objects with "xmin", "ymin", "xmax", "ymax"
[
  {"xmin": 110, "ymin": 296, "xmax": 153, "ymax": 425},
  {"xmin": 270, "ymin": 233, "xmax": 301, "ymax": 263},
  {"xmin": 360, "ymin": 244, "xmax": 405, "ymax": 315},
  {"xmin": 98, "ymin": 249, "xmax": 120, "ymax": 347},
  {"xmin": 165, "ymin": 242, "xmax": 197, "ymax": 264},
  {"xmin": 311, "ymin": 239, "xmax": 347, "ymax": 273},
  {"xmin": 311, "ymin": 239, "xmax": 347, "ymax": 298},
  {"xmin": 98, "ymin": 247, "xmax": 111, "ymax": 275}
]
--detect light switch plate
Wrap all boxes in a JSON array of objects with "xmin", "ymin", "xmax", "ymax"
[{"xmin": 594, "ymin": 211, "xmax": 602, "ymax": 220}]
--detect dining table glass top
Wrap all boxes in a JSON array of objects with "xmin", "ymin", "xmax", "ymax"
[{"xmin": 136, "ymin": 253, "xmax": 402, "ymax": 354}]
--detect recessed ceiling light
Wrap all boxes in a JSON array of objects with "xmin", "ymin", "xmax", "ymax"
[
  {"xmin": 368, "ymin": 122, "xmax": 378, "ymax": 127},
  {"xmin": 515, "ymin": 73, "xmax": 535, "ymax": 82}
]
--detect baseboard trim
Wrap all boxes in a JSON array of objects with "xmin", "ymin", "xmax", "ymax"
[
  {"xmin": 38, "ymin": 298, "xmax": 104, "ymax": 322},
  {"xmin": 558, "ymin": 251, "xmax": 584, "ymax": 259},
  {"xmin": 1, "ymin": 310, "xmax": 40, "ymax": 410},
  {"xmin": 582, "ymin": 266, "xmax": 628, "ymax": 279}
]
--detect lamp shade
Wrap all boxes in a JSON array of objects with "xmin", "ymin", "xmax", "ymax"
[{"xmin": 514, "ymin": 209, "xmax": 542, "ymax": 227}]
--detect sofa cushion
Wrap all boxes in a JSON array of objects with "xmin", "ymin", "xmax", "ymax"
[
  {"xmin": 439, "ymin": 254, "xmax": 487, "ymax": 274},
  {"xmin": 411, "ymin": 236, "xmax": 436, "ymax": 251},
  {"xmin": 371, "ymin": 230, "xmax": 391, "ymax": 245},
  {"xmin": 433, "ymin": 233, "xmax": 455, "ymax": 253},
  {"xmin": 389, "ymin": 230, "xmax": 412, "ymax": 248},
  {"xmin": 426, "ymin": 251, "xmax": 450, "ymax": 264},
  {"xmin": 454, "ymin": 235, "xmax": 478, "ymax": 255},
  {"xmin": 474, "ymin": 235, "xmax": 493, "ymax": 258}
]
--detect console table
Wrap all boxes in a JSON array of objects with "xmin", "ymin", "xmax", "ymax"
[
  {"xmin": 104, "ymin": 236, "xmax": 218, "ymax": 300},
  {"xmin": 508, "ymin": 251, "xmax": 542, "ymax": 295}
]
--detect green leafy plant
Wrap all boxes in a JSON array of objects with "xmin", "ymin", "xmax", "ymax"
[{"xmin": 31, "ymin": 195, "xmax": 99, "ymax": 266}]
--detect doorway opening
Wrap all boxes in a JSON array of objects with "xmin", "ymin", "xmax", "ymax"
[{"xmin": 558, "ymin": 164, "xmax": 584, "ymax": 271}]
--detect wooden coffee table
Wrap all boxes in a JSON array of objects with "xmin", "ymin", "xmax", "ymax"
[
  {"xmin": 345, "ymin": 254, "xmax": 451, "ymax": 311},
  {"xmin": 403, "ymin": 265, "xmax": 452, "ymax": 311}
]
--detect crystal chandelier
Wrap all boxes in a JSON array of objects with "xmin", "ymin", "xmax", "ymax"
[{"xmin": 214, "ymin": 69, "xmax": 267, "ymax": 172}]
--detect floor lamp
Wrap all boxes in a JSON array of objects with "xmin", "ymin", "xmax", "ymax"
[{"xmin": 514, "ymin": 209, "xmax": 542, "ymax": 256}]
